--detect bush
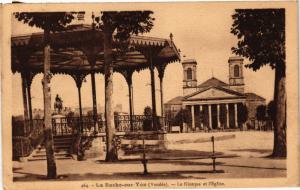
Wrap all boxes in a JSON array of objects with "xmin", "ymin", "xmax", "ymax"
[{"xmin": 174, "ymin": 108, "xmax": 192, "ymax": 126}]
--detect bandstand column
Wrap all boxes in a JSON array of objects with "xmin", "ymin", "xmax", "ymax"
[
  {"xmin": 74, "ymin": 80, "xmax": 84, "ymax": 160},
  {"xmin": 157, "ymin": 64, "xmax": 166, "ymax": 116},
  {"xmin": 191, "ymin": 105, "xmax": 195, "ymax": 130},
  {"xmin": 131, "ymin": 85, "xmax": 134, "ymax": 115},
  {"xmin": 27, "ymin": 84, "xmax": 33, "ymax": 124},
  {"xmin": 226, "ymin": 104, "xmax": 230, "ymax": 128},
  {"xmin": 149, "ymin": 54, "xmax": 157, "ymax": 130},
  {"xmin": 25, "ymin": 72, "xmax": 34, "ymax": 130},
  {"xmin": 77, "ymin": 86, "xmax": 83, "ymax": 132},
  {"xmin": 159, "ymin": 76, "xmax": 164, "ymax": 117},
  {"xmin": 127, "ymin": 72, "xmax": 134, "ymax": 132},
  {"xmin": 234, "ymin": 103, "xmax": 238, "ymax": 128},
  {"xmin": 72, "ymin": 74, "xmax": 85, "ymax": 133},
  {"xmin": 21, "ymin": 72, "xmax": 29, "ymax": 134},
  {"xmin": 128, "ymin": 81, "xmax": 133, "ymax": 131},
  {"xmin": 217, "ymin": 104, "xmax": 220, "ymax": 128},
  {"xmin": 157, "ymin": 63, "xmax": 167, "ymax": 129},
  {"xmin": 26, "ymin": 79, "xmax": 34, "ymax": 132},
  {"xmin": 208, "ymin": 104, "xmax": 212, "ymax": 130},
  {"xmin": 91, "ymin": 72, "xmax": 98, "ymax": 129},
  {"xmin": 120, "ymin": 70, "xmax": 134, "ymax": 131},
  {"xmin": 80, "ymin": 43, "xmax": 101, "ymax": 132}
]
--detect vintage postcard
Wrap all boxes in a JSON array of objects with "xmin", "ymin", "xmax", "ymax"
[{"xmin": 1, "ymin": 2, "xmax": 299, "ymax": 189}]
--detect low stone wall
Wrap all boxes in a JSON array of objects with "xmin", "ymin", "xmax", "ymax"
[
  {"xmin": 83, "ymin": 131, "xmax": 168, "ymax": 159},
  {"xmin": 83, "ymin": 135, "xmax": 106, "ymax": 160},
  {"xmin": 117, "ymin": 131, "xmax": 168, "ymax": 154}
]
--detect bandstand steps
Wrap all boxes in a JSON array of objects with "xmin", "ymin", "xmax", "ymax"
[
  {"xmin": 28, "ymin": 148, "xmax": 73, "ymax": 161},
  {"xmin": 28, "ymin": 135, "xmax": 74, "ymax": 161},
  {"xmin": 53, "ymin": 135, "xmax": 73, "ymax": 152}
]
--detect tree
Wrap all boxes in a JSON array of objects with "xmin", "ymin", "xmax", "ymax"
[
  {"xmin": 174, "ymin": 108, "xmax": 192, "ymax": 131},
  {"xmin": 94, "ymin": 11, "xmax": 155, "ymax": 161},
  {"xmin": 267, "ymin": 100, "xmax": 276, "ymax": 130},
  {"xmin": 238, "ymin": 104, "xmax": 248, "ymax": 129},
  {"xmin": 231, "ymin": 9, "xmax": 286, "ymax": 157},
  {"xmin": 256, "ymin": 105, "xmax": 267, "ymax": 130},
  {"xmin": 14, "ymin": 12, "xmax": 76, "ymax": 178}
]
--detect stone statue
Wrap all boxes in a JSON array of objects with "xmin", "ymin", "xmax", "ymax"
[{"xmin": 54, "ymin": 94, "xmax": 63, "ymax": 114}]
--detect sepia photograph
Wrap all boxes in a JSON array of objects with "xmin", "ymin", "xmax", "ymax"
[{"xmin": 1, "ymin": 2, "xmax": 299, "ymax": 189}]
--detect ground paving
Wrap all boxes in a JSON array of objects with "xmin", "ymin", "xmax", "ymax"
[{"xmin": 13, "ymin": 131, "xmax": 286, "ymax": 181}]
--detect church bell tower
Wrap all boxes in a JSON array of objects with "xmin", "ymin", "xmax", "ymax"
[
  {"xmin": 228, "ymin": 56, "xmax": 244, "ymax": 93},
  {"xmin": 182, "ymin": 59, "xmax": 198, "ymax": 96}
]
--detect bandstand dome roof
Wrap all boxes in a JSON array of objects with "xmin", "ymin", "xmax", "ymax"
[{"xmin": 11, "ymin": 24, "xmax": 181, "ymax": 75}]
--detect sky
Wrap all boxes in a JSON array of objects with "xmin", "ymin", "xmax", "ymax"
[{"xmin": 11, "ymin": 5, "xmax": 275, "ymax": 116}]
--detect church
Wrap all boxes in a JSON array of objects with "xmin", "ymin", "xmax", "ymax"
[{"xmin": 164, "ymin": 57, "xmax": 266, "ymax": 131}]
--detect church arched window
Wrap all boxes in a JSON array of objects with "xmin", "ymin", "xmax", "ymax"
[
  {"xmin": 187, "ymin": 68, "xmax": 193, "ymax": 80},
  {"xmin": 234, "ymin": 65, "xmax": 239, "ymax": 77}
]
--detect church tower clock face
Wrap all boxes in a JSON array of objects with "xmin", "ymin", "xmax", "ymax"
[{"xmin": 187, "ymin": 81, "xmax": 192, "ymax": 87}]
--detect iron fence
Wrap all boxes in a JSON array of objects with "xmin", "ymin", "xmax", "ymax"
[
  {"xmin": 12, "ymin": 114, "xmax": 166, "ymax": 159},
  {"xmin": 12, "ymin": 118, "xmax": 44, "ymax": 160},
  {"xmin": 59, "ymin": 115, "xmax": 166, "ymax": 135}
]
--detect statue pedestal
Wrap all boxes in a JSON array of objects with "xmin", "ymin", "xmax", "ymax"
[
  {"xmin": 52, "ymin": 114, "xmax": 65, "ymax": 122},
  {"xmin": 52, "ymin": 114, "xmax": 70, "ymax": 135}
]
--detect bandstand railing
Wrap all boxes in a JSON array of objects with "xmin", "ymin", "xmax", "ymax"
[
  {"xmin": 12, "ymin": 118, "xmax": 44, "ymax": 160},
  {"xmin": 12, "ymin": 114, "xmax": 168, "ymax": 159},
  {"xmin": 54, "ymin": 115, "xmax": 168, "ymax": 136}
]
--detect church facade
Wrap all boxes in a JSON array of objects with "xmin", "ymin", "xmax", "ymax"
[{"xmin": 165, "ymin": 57, "xmax": 266, "ymax": 130}]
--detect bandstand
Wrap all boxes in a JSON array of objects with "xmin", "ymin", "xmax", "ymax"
[{"xmin": 11, "ymin": 24, "xmax": 180, "ymax": 158}]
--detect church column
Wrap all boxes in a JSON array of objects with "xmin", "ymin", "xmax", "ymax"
[
  {"xmin": 208, "ymin": 104, "xmax": 212, "ymax": 130},
  {"xmin": 217, "ymin": 104, "xmax": 220, "ymax": 129},
  {"xmin": 226, "ymin": 104, "xmax": 230, "ymax": 129},
  {"xmin": 199, "ymin": 105, "xmax": 203, "ymax": 129},
  {"xmin": 234, "ymin": 103, "xmax": 238, "ymax": 128},
  {"xmin": 191, "ymin": 105, "xmax": 195, "ymax": 130}
]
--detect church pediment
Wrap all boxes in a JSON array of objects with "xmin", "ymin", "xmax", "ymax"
[{"xmin": 184, "ymin": 86, "xmax": 244, "ymax": 100}]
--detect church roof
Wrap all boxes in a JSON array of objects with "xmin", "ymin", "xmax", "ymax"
[
  {"xmin": 229, "ymin": 56, "xmax": 244, "ymax": 61},
  {"xmin": 197, "ymin": 77, "xmax": 229, "ymax": 89},
  {"xmin": 165, "ymin": 96, "xmax": 183, "ymax": 105},
  {"xmin": 182, "ymin": 59, "xmax": 197, "ymax": 64},
  {"xmin": 183, "ymin": 85, "xmax": 245, "ymax": 100},
  {"xmin": 245, "ymin": 93, "xmax": 266, "ymax": 101}
]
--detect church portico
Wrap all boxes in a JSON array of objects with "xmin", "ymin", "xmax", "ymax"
[{"xmin": 184, "ymin": 101, "xmax": 245, "ymax": 131}]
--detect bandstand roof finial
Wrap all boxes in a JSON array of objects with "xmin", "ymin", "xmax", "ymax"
[{"xmin": 169, "ymin": 33, "xmax": 173, "ymax": 41}]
